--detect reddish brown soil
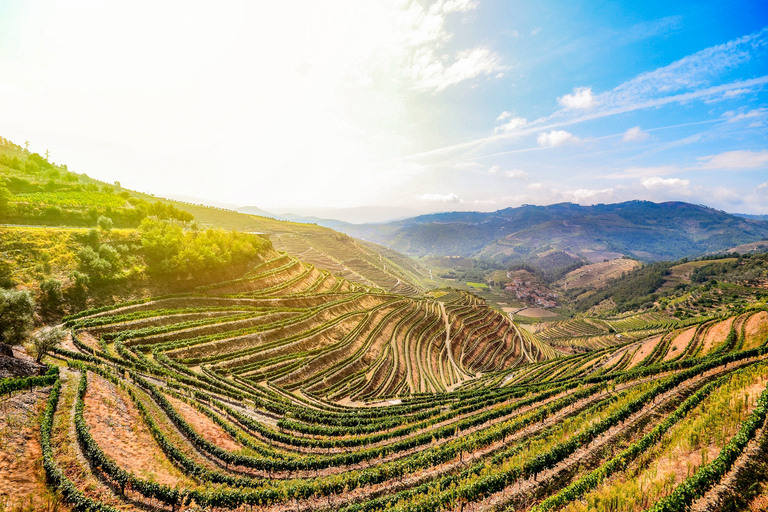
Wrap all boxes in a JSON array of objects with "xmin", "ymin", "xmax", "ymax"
[
  {"xmin": 700, "ymin": 317, "xmax": 735, "ymax": 355},
  {"xmin": 628, "ymin": 335, "xmax": 662, "ymax": 368},
  {"xmin": 83, "ymin": 372, "xmax": 192, "ymax": 486},
  {"xmin": 166, "ymin": 395, "xmax": 241, "ymax": 452},
  {"xmin": 664, "ymin": 327, "xmax": 697, "ymax": 361},
  {"xmin": 744, "ymin": 312, "xmax": 768, "ymax": 350},
  {"xmin": 0, "ymin": 387, "xmax": 62, "ymax": 510}
]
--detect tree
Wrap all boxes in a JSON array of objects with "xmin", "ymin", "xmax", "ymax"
[
  {"xmin": 97, "ymin": 215, "xmax": 113, "ymax": 231},
  {"xmin": 0, "ymin": 289, "xmax": 35, "ymax": 352},
  {"xmin": 32, "ymin": 326, "xmax": 65, "ymax": 362},
  {"xmin": 0, "ymin": 182, "xmax": 11, "ymax": 217},
  {"xmin": 40, "ymin": 278, "xmax": 62, "ymax": 311}
]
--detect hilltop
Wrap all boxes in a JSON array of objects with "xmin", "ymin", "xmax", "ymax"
[
  {"xmin": 337, "ymin": 201, "xmax": 768, "ymax": 263},
  {"xmin": 0, "ymin": 137, "xmax": 436, "ymax": 315}
]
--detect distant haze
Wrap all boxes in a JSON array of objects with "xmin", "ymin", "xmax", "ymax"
[{"xmin": 1, "ymin": 1, "xmax": 766, "ymax": 215}]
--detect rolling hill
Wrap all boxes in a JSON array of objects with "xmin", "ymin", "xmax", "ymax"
[
  {"xmin": 0, "ymin": 137, "xmax": 437, "ymax": 307},
  {"xmin": 337, "ymin": 201, "xmax": 768, "ymax": 263},
  {"xmin": 4, "ymin": 134, "xmax": 768, "ymax": 511}
]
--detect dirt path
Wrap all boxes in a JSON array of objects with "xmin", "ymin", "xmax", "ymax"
[{"xmin": 440, "ymin": 302, "xmax": 468, "ymax": 388}]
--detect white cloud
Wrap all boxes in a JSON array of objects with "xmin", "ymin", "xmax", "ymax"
[
  {"xmin": 419, "ymin": 192, "xmax": 463, "ymax": 203},
  {"xmin": 496, "ymin": 111, "xmax": 513, "ymax": 121},
  {"xmin": 537, "ymin": 130, "xmax": 580, "ymax": 147},
  {"xmin": 609, "ymin": 165, "xmax": 683, "ymax": 178},
  {"xmin": 403, "ymin": 28, "xmax": 768, "ymax": 164},
  {"xmin": 723, "ymin": 88, "xmax": 752, "ymax": 98},
  {"xmin": 562, "ymin": 188, "xmax": 614, "ymax": 202},
  {"xmin": 557, "ymin": 87, "xmax": 598, "ymax": 109},
  {"xmin": 640, "ymin": 176, "xmax": 691, "ymax": 190},
  {"xmin": 490, "ymin": 166, "xmax": 528, "ymax": 176},
  {"xmin": 724, "ymin": 108, "xmax": 767, "ymax": 123},
  {"xmin": 494, "ymin": 116, "xmax": 528, "ymax": 133},
  {"xmin": 531, "ymin": 27, "xmax": 541, "ymax": 36},
  {"xmin": 698, "ymin": 150, "xmax": 768, "ymax": 169},
  {"xmin": 758, "ymin": 183, "xmax": 768, "ymax": 190},
  {"xmin": 406, "ymin": 47, "xmax": 505, "ymax": 91},
  {"xmin": 622, "ymin": 126, "xmax": 649, "ymax": 142},
  {"xmin": 430, "ymin": 0, "xmax": 478, "ymax": 14}
]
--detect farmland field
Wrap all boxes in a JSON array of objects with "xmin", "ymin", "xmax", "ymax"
[{"xmin": 5, "ymin": 248, "xmax": 768, "ymax": 512}]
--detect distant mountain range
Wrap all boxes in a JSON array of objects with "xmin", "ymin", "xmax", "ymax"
[
  {"xmin": 236, "ymin": 205, "xmax": 425, "ymax": 225},
  {"xmin": 327, "ymin": 201, "xmax": 768, "ymax": 263}
]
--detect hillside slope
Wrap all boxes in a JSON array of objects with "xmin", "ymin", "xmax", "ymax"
[
  {"xmin": 0, "ymin": 137, "xmax": 436, "ymax": 304},
  {"xmin": 339, "ymin": 201, "xmax": 768, "ymax": 262}
]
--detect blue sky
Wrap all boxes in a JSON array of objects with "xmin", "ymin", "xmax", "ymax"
[{"xmin": 1, "ymin": 0, "xmax": 767, "ymax": 221}]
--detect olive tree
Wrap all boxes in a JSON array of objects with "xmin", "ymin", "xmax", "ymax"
[
  {"xmin": 32, "ymin": 326, "xmax": 66, "ymax": 363},
  {"xmin": 0, "ymin": 289, "xmax": 35, "ymax": 354}
]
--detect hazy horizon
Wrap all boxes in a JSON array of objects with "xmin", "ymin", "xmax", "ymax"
[{"xmin": 2, "ymin": 1, "xmax": 767, "ymax": 216}]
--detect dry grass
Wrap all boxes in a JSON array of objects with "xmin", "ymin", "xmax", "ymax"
[{"xmin": 165, "ymin": 395, "xmax": 242, "ymax": 452}]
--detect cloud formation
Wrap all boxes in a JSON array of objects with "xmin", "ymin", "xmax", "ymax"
[
  {"xmin": 419, "ymin": 192, "xmax": 463, "ymax": 203},
  {"xmin": 724, "ymin": 108, "xmax": 767, "ymax": 123},
  {"xmin": 557, "ymin": 87, "xmax": 598, "ymax": 109},
  {"xmin": 494, "ymin": 116, "xmax": 528, "ymax": 133},
  {"xmin": 698, "ymin": 150, "xmax": 768, "ymax": 169},
  {"xmin": 537, "ymin": 130, "xmax": 580, "ymax": 147},
  {"xmin": 640, "ymin": 176, "xmax": 691, "ymax": 190},
  {"xmin": 622, "ymin": 126, "xmax": 649, "ymax": 142}
]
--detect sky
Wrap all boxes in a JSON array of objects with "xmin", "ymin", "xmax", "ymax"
[{"xmin": 1, "ymin": 0, "xmax": 767, "ymax": 222}]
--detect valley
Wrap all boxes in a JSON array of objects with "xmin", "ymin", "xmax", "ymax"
[{"xmin": 2, "ymin": 136, "xmax": 768, "ymax": 512}]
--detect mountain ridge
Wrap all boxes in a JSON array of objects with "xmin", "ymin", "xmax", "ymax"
[{"xmin": 332, "ymin": 200, "xmax": 768, "ymax": 262}]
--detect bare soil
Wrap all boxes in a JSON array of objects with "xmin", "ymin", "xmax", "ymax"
[
  {"xmin": 664, "ymin": 327, "xmax": 697, "ymax": 361},
  {"xmin": 628, "ymin": 335, "xmax": 662, "ymax": 368},
  {"xmin": 166, "ymin": 395, "xmax": 242, "ymax": 452},
  {"xmin": 515, "ymin": 307, "xmax": 559, "ymax": 318},
  {"xmin": 744, "ymin": 311, "xmax": 768, "ymax": 350},
  {"xmin": 0, "ymin": 387, "xmax": 60, "ymax": 510},
  {"xmin": 83, "ymin": 372, "xmax": 192, "ymax": 486},
  {"xmin": 700, "ymin": 317, "xmax": 736, "ymax": 355}
]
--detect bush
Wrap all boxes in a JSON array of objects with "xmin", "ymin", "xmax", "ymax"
[
  {"xmin": 0, "ymin": 288, "xmax": 35, "ymax": 347},
  {"xmin": 97, "ymin": 215, "xmax": 114, "ymax": 231},
  {"xmin": 32, "ymin": 326, "xmax": 66, "ymax": 362},
  {"xmin": 40, "ymin": 278, "xmax": 63, "ymax": 310}
]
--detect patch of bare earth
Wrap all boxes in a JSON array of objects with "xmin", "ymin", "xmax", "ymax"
[
  {"xmin": 76, "ymin": 332, "xmax": 100, "ymax": 351},
  {"xmin": 165, "ymin": 395, "xmax": 242, "ymax": 452},
  {"xmin": 700, "ymin": 317, "xmax": 735, "ymax": 355},
  {"xmin": 83, "ymin": 372, "xmax": 192, "ymax": 486},
  {"xmin": 744, "ymin": 311, "xmax": 768, "ymax": 350},
  {"xmin": 60, "ymin": 331, "xmax": 78, "ymax": 352},
  {"xmin": 628, "ymin": 335, "xmax": 662, "ymax": 368},
  {"xmin": 664, "ymin": 327, "xmax": 697, "ymax": 361},
  {"xmin": 51, "ymin": 369, "xmax": 141, "ymax": 510},
  {"xmin": 0, "ymin": 387, "xmax": 64, "ymax": 511}
]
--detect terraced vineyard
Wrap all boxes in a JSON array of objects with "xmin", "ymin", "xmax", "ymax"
[
  {"xmin": 270, "ymin": 232, "xmax": 427, "ymax": 296},
  {"xmin": 4, "ymin": 251, "xmax": 768, "ymax": 511}
]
